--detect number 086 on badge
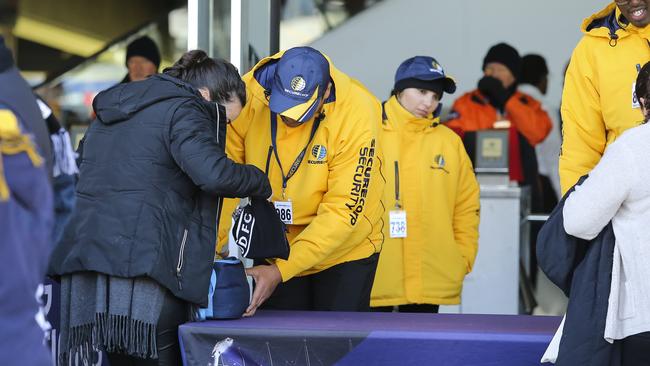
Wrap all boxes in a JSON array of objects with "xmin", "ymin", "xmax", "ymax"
[{"xmin": 274, "ymin": 201, "xmax": 293, "ymax": 225}]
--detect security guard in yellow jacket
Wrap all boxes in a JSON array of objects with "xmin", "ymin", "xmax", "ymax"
[
  {"xmin": 371, "ymin": 56, "xmax": 480, "ymax": 312},
  {"xmin": 219, "ymin": 47, "xmax": 385, "ymax": 315},
  {"xmin": 560, "ymin": 0, "xmax": 650, "ymax": 193}
]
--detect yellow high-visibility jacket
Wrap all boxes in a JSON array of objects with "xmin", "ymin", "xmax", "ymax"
[
  {"xmin": 560, "ymin": 3, "xmax": 650, "ymax": 193},
  {"xmin": 218, "ymin": 50, "xmax": 385, "ymax": 281},
  {"xmin": 371, "ymin": 96, "xmax": 480, "ymax": 306}
]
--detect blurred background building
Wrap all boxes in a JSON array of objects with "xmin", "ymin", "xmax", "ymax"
[
  {"xmin": 0, "ymin": 0, "xmax": 608, "ymax": 145},
  {"xmin": 0, "ymin": 0, "xmax": 382, "ymax": 146}
]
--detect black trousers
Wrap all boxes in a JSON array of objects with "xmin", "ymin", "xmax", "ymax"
[
  {"xmin": 260, "ymin": 253, "xmax": 379, "ymax": 311},
  {"xmin": 621, "ymin": 332, "xmax": 650, "ymax": 366},
  {"xmin": 371, "ymin": 304, "xmax": 440, "ymax": 313},
  {"xmin": 106, "ymin": 290, "xmax": 189, "ymax": 366}
]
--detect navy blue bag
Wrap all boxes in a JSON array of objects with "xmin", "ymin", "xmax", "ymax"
[
  {"xmin": 536, "ymin": 177, "xmax": 588, "ymax": 295},
  {"xmin": 198, "ymin": 258, "xmax": 250, "ymax": 320}
]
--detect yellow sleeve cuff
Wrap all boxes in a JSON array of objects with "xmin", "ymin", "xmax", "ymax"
[{"xmin": 274, "ymin": 260, "xmax": 300, "ymax": 282}]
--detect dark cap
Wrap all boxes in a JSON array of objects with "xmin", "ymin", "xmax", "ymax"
[
  {"xmin": 126, "ymin": 36, "xmax": 161, "ymax": 68},
  {"xmin": 269, "ymin": 47, "xmax": 330, "ymax": 123},
  {"xmin": 0, "ymin": 36, "xmax": 14, "ymax": 73},
  {"xmin": 394, "ymin": 56, "xmax": 456, "ymax": 95},
  {"xmin": 483, "ymin": 43, "xmax": 521, "ymax": 80},
  {"xmin": 232, "ymin": 198, "xmax": 290, "ymax": 260},
  {"xmin": 521, "ymin": 54, "xmax": 549, "ymax": 85}
]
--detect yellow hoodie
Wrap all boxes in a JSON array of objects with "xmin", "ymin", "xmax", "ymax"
[
  {"xmin": 370, "ymin": 96, "xmax": 480, "ymax": 306},
  {"xmin": 218, "ymin": 50, "xmax": 385, "ymax": 281},
  {"xmin": 560, "ymin": 3, "xmax": 650, "ymax": 193}
]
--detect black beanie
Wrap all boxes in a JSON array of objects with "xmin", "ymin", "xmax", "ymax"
[
  {"xmin": 482, "ymin": 43, "xmax": 521, "ymax": 81},
  {"xmin": 126, "ymin": 36, "xmax": 161, "ymax": 68},
  {"xmin": 0, "ymin": 36, "xmax": 14, "ymax": 73},
  {"xmin": 393, "ymin": 78, "xmax": 446, "ymax": 100},
  {"xmin": 521, "ymin": 54, "xmax": 549, "ymax": 86}
]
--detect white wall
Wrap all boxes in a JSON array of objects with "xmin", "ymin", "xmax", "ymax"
[{"xmin": 311, "ymin": 0, "xmax": 611, "ymax": 113}]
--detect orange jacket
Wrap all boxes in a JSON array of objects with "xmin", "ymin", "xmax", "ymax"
[{"xmin": 445, "ymin": 89, "xmax": 552, "ymax": 147}]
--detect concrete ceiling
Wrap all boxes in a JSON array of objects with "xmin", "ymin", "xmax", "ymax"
[{"xmin": 2, "ymin": 0, "xmax": 183, "ymax": 73}]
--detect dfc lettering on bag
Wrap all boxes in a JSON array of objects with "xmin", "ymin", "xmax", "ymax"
[{"xmin": 236, "ymin": 212, "xmax": 255, "ymax": 251}]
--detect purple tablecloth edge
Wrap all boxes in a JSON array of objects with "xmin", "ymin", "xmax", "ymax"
[{"xmin": 180, "ymin": 311, "xmax": 562, "ymax": 336}]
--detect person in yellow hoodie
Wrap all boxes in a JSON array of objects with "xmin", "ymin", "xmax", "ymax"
[
  {"xmin": 560, "ymin": 0, "xmax": 650, "ymax": 193},
  {"xmin": 219, "ymin": 47, "xmax": 385, "ymax": 316},
  {"xmin": 370, "ymin": 56, "xmax": 480, "ymax": 312}
]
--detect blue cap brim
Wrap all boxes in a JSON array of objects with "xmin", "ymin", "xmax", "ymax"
[
  {"xmin": 412, "ymin": 74, "xmax": 456, "ymax": 94},
  {"xmin": 269, "ymin": 89, "xmax": 322, "ymax": 123}
]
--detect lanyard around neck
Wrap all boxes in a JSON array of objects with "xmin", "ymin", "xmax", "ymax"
[
  {"xmin": 394, "ymin": 160, "xmax": 401, "ymax": 209},
  {"xmin": 270, "ymin": 110, "xmax": 322, "ymax": 198}
]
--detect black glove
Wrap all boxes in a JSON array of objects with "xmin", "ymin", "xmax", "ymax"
[{"xmin": 478, "ymin": 76, "xmax": 510, "ymax": 111}]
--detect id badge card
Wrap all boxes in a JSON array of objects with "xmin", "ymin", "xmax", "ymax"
[
  {"xmin": 274, "ymin": 201, "xmax": 293, "ymax": 225},
  {"xmin": 389, "ymin": 210, "xmax": 407, "ymax": 238}
]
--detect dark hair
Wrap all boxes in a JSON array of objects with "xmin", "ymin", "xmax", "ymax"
[
  {"xmin": 163, "ymin": 50, "xmax": 246, "ymax": 106},
  {"xmin": 521, "ymin": 54, "xmax": 548, "ymax": 86},
  {"xmin": 636, "ymin": 61, "xmax": 650, "ymax": 122}
]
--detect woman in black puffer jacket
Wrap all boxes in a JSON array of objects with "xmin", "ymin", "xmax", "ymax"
[{"xmin": 49, "ymin": 50, "xmax": 271, "ymax": 366}]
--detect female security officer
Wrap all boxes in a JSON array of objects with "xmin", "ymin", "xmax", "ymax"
[
  {"xmin": 371, "ymin": 56, "xmax": 480, "ymax": 312},
  {"xmin": 49, "ymin": 50, "xmax": 272, "ymax": 365}
]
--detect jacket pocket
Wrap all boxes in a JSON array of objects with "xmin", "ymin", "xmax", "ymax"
[
  {"xmin": 446, "ymin": 241, "xmax": 468, "ymax": 281},
  {"xmin": 176, "ymin": 228, "xmax": 188, "ymax": 290}
]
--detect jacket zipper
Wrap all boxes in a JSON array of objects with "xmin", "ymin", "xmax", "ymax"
[
  {"xmin": 215, "ymin": 103, "xmax": 227, "ymax": 260},
  {"xmin": 215, "ymin": 104, "xmax": 221, "ymax": 143},
  {"xmin": 176, "ymin": 228, "xmax": 188, "ymax": 290}
]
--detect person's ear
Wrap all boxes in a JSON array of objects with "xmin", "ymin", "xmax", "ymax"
[
  {"xmin": 198, "ymin": 87, "xmax": 211, "ymax": 102},
  {"xmin": 323, "ymin": 82, "xmax": 332, "ymax": 100}
]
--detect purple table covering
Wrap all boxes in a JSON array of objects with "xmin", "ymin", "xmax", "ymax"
[{"xmin": 178, "ymin": 311, "xmax": 561, "ymax": 366}]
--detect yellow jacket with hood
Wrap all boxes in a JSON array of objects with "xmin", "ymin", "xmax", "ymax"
[
  {"xmin": 370, "ymin": 96, "xmax": 480, "ymax": 306},
  {"xmin": 560, "ymin": 2, "xmax": 649, "ymax": 193},
  {"xmin": 218, "ymin": 50, "xmax": 385, "ymax": 281}
]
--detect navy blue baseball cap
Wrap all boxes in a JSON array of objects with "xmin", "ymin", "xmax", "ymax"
[
  {"xmin": 394, "ymin": 56, "xmax": 456, "ymax": 95},
  {"xmin": 269, "ymin": 47, "xmax": 330, "ymax": 123}
]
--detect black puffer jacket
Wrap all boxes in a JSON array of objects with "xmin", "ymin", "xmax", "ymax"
[{"xmin": 48, "ymin": 74, "xmax": 271, "ymax": 305}]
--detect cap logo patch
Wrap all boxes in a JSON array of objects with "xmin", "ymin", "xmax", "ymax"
[
  {"xmin": 290, "ymin": 76, "xmax": 307, "ymax": 92},
  {"xmin": 430, "ymin": 61, "xmax": 444, "ymax": 74}
]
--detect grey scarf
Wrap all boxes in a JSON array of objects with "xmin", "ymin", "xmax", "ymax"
[{"xmin": 58, "ymin": 272, "xmax": 166, "ymax": 364}]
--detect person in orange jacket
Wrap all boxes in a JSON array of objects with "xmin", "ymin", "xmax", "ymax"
[{"xmin": 445, "ymin": 43, "xmax": 552, "ymax": 187}]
